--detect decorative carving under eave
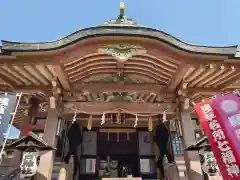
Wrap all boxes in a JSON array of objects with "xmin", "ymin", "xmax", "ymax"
[
  {"xmin": 23, "ymin": 109, "xmax": 29, "ymax": 116},
  {"xmin": 101, "ymin": 75, "xmax": 146, "ymax": 84},
  {"xmin": 103, "ymin": 92, "xmax": 145, "ymax": 103},
  {"xmin": 98, "ymin": 43, "xmax": 146, "ymax": 62},
  {"xmin": 64, "ymin": 102, "xmax": 176, "ymax": 115},
  {"xmin": 177, "ymin": 81, "xmax": 188, "ymax": 97},
  {"xmin": 22, "ymin": 93, "xmax": 48, "ymax": 105},
  {"xmin": 39, "ymin": 102, "xmax": 48, "ymax": 112}
]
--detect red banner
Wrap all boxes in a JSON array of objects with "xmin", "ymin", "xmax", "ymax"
[
  {"xmin": 212, "ymin": 94, "xmax": 240, "ymax": 168},
  {"xmin": 195, "ymin": 100, "xmax": 240, "ymax": 180}
]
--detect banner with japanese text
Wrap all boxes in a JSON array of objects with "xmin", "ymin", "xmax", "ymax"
[
  {"xmin": 0, "ymin": 93, "xmax": 18, "ymax": 144},
  {"xmin": 212, "ymin": 94, "xmax": 240, "ymax": 171},
  {"xmin": 195, "ymin": 100, "xmax": 240, "ymax": 179}
]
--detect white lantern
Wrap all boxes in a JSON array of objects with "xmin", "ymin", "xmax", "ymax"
[
  {"xmin": 20, "ymin": 150, "xmax": 39, "ymax": 178},
  {"xmin": 199, "ymin": 150, "xmax": 219, "ymax": 176}
]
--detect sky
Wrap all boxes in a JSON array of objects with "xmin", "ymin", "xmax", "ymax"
[{"xmin": 0, "ymin": 0, "xmax": 240, "ymax": 46}]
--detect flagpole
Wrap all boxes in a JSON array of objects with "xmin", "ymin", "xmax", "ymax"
[{"xmin": 0, "ymin": 92, "xmax": 22, "ymax": 163}]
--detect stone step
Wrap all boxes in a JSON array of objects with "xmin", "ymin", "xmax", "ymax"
[
  {"xmin": 51, "ymin": 172, "xmax": 59, "ymax": 180},
  {"xmin": 52, "ymin": 166, "xmax": 62, "ymax": 173},
  {"xmin": 54, "ymin": 161, "xmax": 62, "ymax": 166}
]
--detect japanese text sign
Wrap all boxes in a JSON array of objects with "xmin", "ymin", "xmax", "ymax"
[
  {"xmin": 20, "ymin": 151, "xmax": 39, "ymax": 178},
  {"xmin": 195, "ymin": 100, "xmax": 240, "ymax": 179}
]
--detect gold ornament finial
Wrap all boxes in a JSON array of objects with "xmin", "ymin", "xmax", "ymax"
[
  {"xmin": 120, "ymin": 2, "xmax": 125, "ymax": 18},
  {"xmin": 120, "ymin": 2, "xmax": 125, "ymax": 10}
]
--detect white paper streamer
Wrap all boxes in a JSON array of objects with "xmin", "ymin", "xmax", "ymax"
[{"xmin": 101, "ymin": 112, "xmax": 106, "ymax": 125}]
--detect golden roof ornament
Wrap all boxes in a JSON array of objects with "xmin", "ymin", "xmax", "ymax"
[
  {"xmin": 119, "ymin": 2, "xmax": 125, "ymax": 18},
  {"xmin": 103, "ymin": 2, "xmax": 141, "ymax": 26},
  {"xmin": 98, "ymin": 43, "xmax": 147, "ymax": 62}
]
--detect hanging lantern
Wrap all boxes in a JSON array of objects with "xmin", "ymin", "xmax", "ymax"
[
  {"xmin": 199, "ymin": 150, "xmax": 219, "ymax": 176},
  {"xmin": 148, "ymin": 116, "xmax": 153, "ymax": 132},
  {"xmin": 101, "ymin": 112, "xmax": 106, "ymax": 125},
  {"xmin": 87, "ymin": 115, "xmax": 92, "ymax": 130},
  {"xmin": 134, "ymin": 113, "xmax": 138, "ymax": 128}
]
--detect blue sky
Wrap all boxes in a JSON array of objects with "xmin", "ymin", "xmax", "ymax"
[{"xmin": 0, "ymin": 0, "xmax": 240, "ymax": 46}]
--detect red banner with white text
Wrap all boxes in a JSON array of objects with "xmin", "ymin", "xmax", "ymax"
[
  {"xmin": 212, "ymin": 94, "xmax": 240, "ymax": 170},
  {"xmin": 195, "ymin": 100, "xmax": 240, "ymax": 180}
]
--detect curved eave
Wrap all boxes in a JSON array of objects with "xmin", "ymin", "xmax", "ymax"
[{"xmin": 1, "ymin": 26, "xmax": 239, "ymax": 57}]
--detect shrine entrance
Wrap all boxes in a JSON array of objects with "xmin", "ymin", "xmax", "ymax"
[
  {"xmin": 97, "ymin": 129, "xmax": 139, "ymax": 178},
  {"xmin": 79, "ymin": 128, "xmax": 157, "ymax": 179}
]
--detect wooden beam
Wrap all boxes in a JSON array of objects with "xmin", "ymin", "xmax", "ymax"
[
  {"xmin": 0, "ymin": 70, "xmax": 16, "ymax": 87},
  {"xmin": 188, "ymin": 87, "xmax": 240, "ymax": 96},
  {"xmin": 64, "ymin": 102, "xmax": 176, "ymax": 114},
  {"xmin": 14, "ymin": 83, "xmax": 169, "ymax": 95},
  {"xmin": 0, "ymin": 55, "xmax": 61, "ymax": 65},
  {"xmin": 188, "ymin": 87, "xmax": 222, "ymax": 94},
  {"xmin": 52, "ymin": 65, "xmax": 71, "ymax": 91},
  {"xmin": 73, "ymin": 83, "xmax": 167, "ymax": 93},
  {"xmin": 220, "ymin": 73, "xmax": 240, "ymax": 89},
  {"xmin": 167, "ymin": 64, "xmax": 193, "ymax": 91},
  {"xmin": 75, "ymin": 120, "xmax": 156, "ymax": 128},
  {"xmin": 14, "ymin": 85, "xmax": 52, "ymax": 93},
  {"xmin": 79, "ymin": 120, "xmax": 157, "ymax": 128}
]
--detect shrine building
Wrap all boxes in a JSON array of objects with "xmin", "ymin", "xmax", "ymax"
[{"xmin": 0, "ymin": 2, "xmax": 240, "ymax": 180}]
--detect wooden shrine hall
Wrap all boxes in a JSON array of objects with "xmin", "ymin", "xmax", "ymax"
[{"xmin": 0, "ymin": 2, "xmax": 240, "ymax": 180}]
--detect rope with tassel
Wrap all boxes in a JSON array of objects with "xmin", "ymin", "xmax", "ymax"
[
  {"xmin": 70, "ymin": 106, "xmax": 170, "ymax": 129},
  {"xmin": 162, "ymin": 109, "xmax": 168, "ymax": 122},
  {"xmin": 101, "ymin": 112, "xmax": 106, "ymax": 125},
  {"xmin": 69, "ymin": 107, "xmax": 164, "ymax": 117},
  {"xmin": 87, "ymin": 115, "xmax": 92, "ymax": 130},
  {"xmin": 148, "ymin": 116, "xmax": 153, "ymax": 132},
  {"xmin": 134, "ymin": 113, "xmax": 138, "ymax": 128},
  {"xmin": 72, "ymin": 110, "xmax": 77, "ymax": 123}
]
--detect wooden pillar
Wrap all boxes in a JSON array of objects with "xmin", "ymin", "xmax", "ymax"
[
  {"xmin": 36, "ymin": 107, "xmax": 59, "ymax": 180},
  {"xmin": 180, "ymin": 107, "xmax": 203, "ymax": 180},
  {"xmin": 36, "ymin": 80, "xmax": 62, "ymax": 180},
  {"xmin": 21, "ymin": 97, "xmax": 40, "ymax": 136}
]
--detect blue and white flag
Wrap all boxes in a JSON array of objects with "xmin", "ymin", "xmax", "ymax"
[
  {"xmin": 0, "ymin": 93, "xmax": 18, "ymax": 143},
  {"xmin": 3, "ymin": 124, "xmax": 20, "ymax": 140}
]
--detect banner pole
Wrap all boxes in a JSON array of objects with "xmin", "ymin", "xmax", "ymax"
[{"xmin": 0, "ymin": 92, "xmax": 22, "ymax": 164}]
